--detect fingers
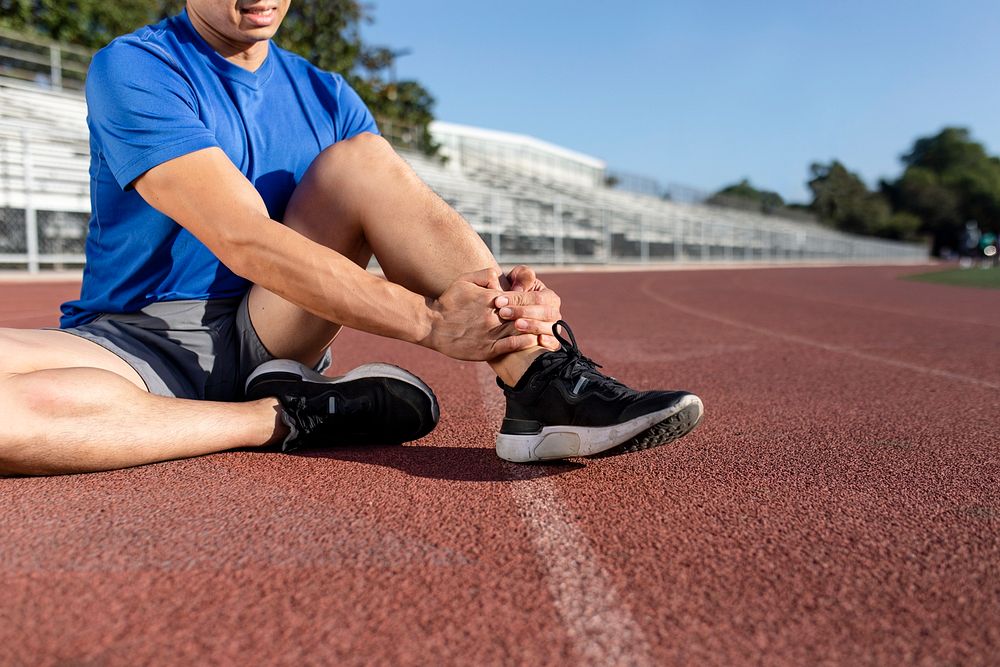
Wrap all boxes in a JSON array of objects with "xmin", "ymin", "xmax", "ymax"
[
  {"xmin": 493, "ymin": 288, "xmax": 561, "ymax": 311},
  {"xmin": 538, "ymin": 334, "xmax": 561, "ymax": 351},
  {"xmin": 490, "ymin": 332, "xmax": 544, "ymax": 357},
  {"xmin": 505, "ymin": 264, "xmax": 550, "ymax": 292},
  {"xmin": 493, "ymin": 288, "xmax": 562, "ymax": 334},
  {"xmin": 496, "ymin": 302, "xmax": 561, "ymax": 322},
  {"xmin": 505, "ymin": 265, "xmax": 535, "ymax": 292},
  {"xmin": 435, "ymin": 267, "xmax": 561, "ymax": 360},
  {"xmin": 499, "ymin": 311, "xmax": 557, "ymax": 336},
  {"xmin": 460, "ymin": 268, "xmax": 503, "ymax": 291}
]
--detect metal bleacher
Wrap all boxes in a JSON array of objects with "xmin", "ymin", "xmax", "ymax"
[
  {"xmin": 403, "ymin": 150, "xmax": 927, "ymax": 265},
  {"xmin": 0, "ymin": 78, "xmax": 90, "ymax": 269},
  {"xmin": 0, "ymin": 72, "xmax": 928, "ymax": 272}
]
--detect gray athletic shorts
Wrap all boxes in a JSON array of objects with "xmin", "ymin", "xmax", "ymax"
[{"xmin": 58, "ymin": 294, "xmax": 330, "ymax": 401}]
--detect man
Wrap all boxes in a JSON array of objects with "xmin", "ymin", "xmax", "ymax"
[{"xmin": 0, "ymin": 1, "xmax": 703, "ymax": 476}]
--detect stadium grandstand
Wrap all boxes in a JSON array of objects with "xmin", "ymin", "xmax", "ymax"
[{"xmin": 0, "ymin": 29, "xmax": 927, "ymax": 272}]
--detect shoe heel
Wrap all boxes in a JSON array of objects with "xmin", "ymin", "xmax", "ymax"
[{"xmin": 496, "ymin": 431, "xmax": 582, "ymax": 462}]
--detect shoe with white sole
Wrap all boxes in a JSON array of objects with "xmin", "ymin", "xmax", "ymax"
[
  {"xmin": 245, "ymin": 360, "xmax": 439, "ymax": 451},
  {"xmin": 495, "ymin": 321, "xmax": 703, "ymax": 463}
]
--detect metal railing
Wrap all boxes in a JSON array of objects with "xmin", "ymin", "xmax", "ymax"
[
  {"xmin": 0, "ymin": 120, "xmax": 928, "ymax": 272},
  {"xmin": 0, "ymin": 28, "xmax": 933, "ymax": 268},
  {"xmin": 421, "ymin": 180, "xmax": 928, "ymax": 267},
  {"xmin": 0, "ymin": 71, "xmax": 928, "ymax": 271},
  {"xmin": 0, "ymin": 28, "xmax": 91, "ymax": 92},
  {"xmin": 0, "ymin": 121, "xmax": 90, "ymax": 271},
  {"xmin": 608, "ymin": 168, "xmax": 821, "ymax": 223}
]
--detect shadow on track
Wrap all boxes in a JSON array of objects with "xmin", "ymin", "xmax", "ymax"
[{"xmin": 289, "ymin": 444, "xmax": 583, "ymax": 482}]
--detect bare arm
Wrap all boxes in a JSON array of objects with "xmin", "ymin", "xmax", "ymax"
[{"xmin": 134, "ymin": 147, "xmax": 534, "ymax": 360}]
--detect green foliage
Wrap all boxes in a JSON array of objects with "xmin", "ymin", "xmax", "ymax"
[
  {"xmin": 2, "ymin": 0, "xmax": 437, "ymax": 155},
  {"xmin": 902, "ymin": 127, "xmax": 988, "ymax": 173},
  {"xmin": 0, "ymin": 0, "xmax": 180, "ymax": 48},
  {"xmin": 709, "ymin": 179, "xmax": 784, "ymax": 213},
  {"xmin": 713, "ymin": 129, "xmax": 1000, "ymax": 253},
  {"xmin": 275, "ymin": 1, "xmax": 438, "ymax": 154},
  {"xmin": 879, "ymin": 211, "xmax": 923, "ymax": 241},
  {"xmin": 883, "ymin": 127, "xmax": 1000, "ymax": 254},
  {"xmin": 808, "ymin": 161, "xmax": 897, "ymax": 237},
  {"xmin": 273, "ymin": 0, "xmax": 364, "ymax": 78}
]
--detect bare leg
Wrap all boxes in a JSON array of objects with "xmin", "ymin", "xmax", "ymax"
[
  {"xmin": 0, "ymin": 329, "xmax": 285, "ymax": 476},
  {"xmin": 0, "ymin": 135, "xmax": 544, "ymax": 476},
  {"xmin": 247, "ymin": 133, "xmax": 546, "ymax": 385}
]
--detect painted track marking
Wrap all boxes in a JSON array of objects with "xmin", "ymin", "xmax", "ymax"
[
  {"xmin": 640, "ymin": 280, "xmax": 1000, "ymax": 390},
  {"xmin": 477, "ymin": 367, "xmax": 654, "ymax": 667}
]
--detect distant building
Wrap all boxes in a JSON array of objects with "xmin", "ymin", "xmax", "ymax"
[{"xmin": 430, "ymin": 121, "xmax": 606, "ymax": 189}]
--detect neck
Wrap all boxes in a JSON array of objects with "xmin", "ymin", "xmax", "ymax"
[{"xmin": 186, "ymin": 9, "xmax": 270, "ymax": 72}]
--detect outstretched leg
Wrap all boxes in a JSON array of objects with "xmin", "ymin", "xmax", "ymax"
[
  {"xmin": 0, "ymin": 329, "xmax": 285, "ymax": 476},
  {"xmin": 0, "ymin": 134, "xmax": 541, "ymax": 476}
]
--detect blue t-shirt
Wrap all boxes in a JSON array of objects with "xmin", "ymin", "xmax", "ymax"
[{"xmin": 61, "ymin": 11, "xmax": 378, "ymax": 328}]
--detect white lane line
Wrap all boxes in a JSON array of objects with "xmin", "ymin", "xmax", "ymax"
[
  {"xmin": 477, "ymin": 367, "xmax": 654, "ymax": 667},
  {"xmin": 640, "ymin": 281, "xmax": 1000, "ymax": 391}
]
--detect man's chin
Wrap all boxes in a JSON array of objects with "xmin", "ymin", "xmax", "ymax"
[{"xmin": 233, "ymin": 26, "xmax": 281, "ymax": 44}]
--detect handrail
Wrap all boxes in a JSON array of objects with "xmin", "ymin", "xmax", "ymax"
[
  {"xmin": 0, "ymin": 27, "xmax": 93, "ymax": 57},
  {"xmin": 0, "ymin": 66, "xmax": 927, "ymax": 272},
  {"xmin": 0, "ymin": 27, "xmax": 92, "ymax": 90}
]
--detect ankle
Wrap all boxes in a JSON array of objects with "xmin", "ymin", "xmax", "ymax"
[
  {"xmin": 490, "ymin": 347, "xmax": 548, "ymax": 387},
  {"xmin": 255, "ymin": 398, "xmax": 290, "ymax": 447}
]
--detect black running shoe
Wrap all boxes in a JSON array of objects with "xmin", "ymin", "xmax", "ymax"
[
  {"xmin": 245, "ymin": 360, "xmax": 440, "ymax": 452},
  {"xmin": 495, "ymin": 321, "xmax": 703, "ymax": 462}
]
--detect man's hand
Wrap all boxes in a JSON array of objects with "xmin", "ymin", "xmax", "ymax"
[
  {"xmin": 494, "ymin": 265, "xmax": 562, "ymax": 350},
  {"xmin": 422, "ymin": 269, "xmax": 542, "ymax": 361}
]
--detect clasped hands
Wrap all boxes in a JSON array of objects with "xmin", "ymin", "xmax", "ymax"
[{"xmin": 425, "ymin": 265, "xmax": 563, "ymax": 361}]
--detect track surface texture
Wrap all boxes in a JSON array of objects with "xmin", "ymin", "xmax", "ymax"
[{"xmin": 2, "ymin": 265, "xmax": 998, "ymax": 666}]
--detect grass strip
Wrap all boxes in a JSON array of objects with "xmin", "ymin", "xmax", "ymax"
[{"xmin": 904, "ymin": 265, "xmax": 1000, "ymax": 289}]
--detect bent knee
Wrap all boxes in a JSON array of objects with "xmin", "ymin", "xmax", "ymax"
[
  {"xmin": 309, "ymin": 132, "xmax": 399, "ymax": 180},
  {"xmin": 327, "ymin": 131, "xmax": 392, "ymax": 159}
]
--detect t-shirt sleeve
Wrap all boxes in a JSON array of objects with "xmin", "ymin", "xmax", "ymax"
[
  {"xmin": 86, "ymin": 39, "xmax": 219, "ymax": 189},
  {"xmin": 333, "ymin": 75, "xmax": 379, "ymax": 141}
]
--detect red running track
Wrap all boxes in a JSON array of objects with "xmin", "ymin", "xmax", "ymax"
[{"xmin": 1, "ymin": 265, "xmax": 998, "ymax": 666}]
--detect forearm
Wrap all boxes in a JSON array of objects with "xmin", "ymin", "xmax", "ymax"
[
  {"xmin": 133, "ymin": 148, "xmax": 436, "ymax": 346},
  {"xmin": 132, "ymin": 147, "xmax": 539, "ymax": 360},
  {"xmin": 232, "ymin": 214, "xmax": 435, "ymax": 345}
]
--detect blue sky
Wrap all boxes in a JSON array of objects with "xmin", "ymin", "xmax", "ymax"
[{"xmin": 362, "ymin": 1, "xmax": 1000, "ymax": 203}]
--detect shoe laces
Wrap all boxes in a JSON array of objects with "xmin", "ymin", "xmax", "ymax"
[
  {"xmin": 283, "ymin": 394, "xmax": 372, "ymax": 437},
  {"xmin": 544, "ymin": 321, "xmax": 632, "ymax": 398}
]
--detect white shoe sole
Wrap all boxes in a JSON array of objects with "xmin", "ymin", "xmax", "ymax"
[{"xmin": 496, "ymin": 394, "xmax": 704, "ymax": 463}]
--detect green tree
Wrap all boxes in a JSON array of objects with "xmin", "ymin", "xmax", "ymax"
[
  {"xmin": 1, "ymin": 0, "xmax": 438, "ymax": 154},
  {"xmin": 0, "ymin": 0, "xmax": 181, "ymax": 48},
  {"xmin": 709, "ymin": 178, "xmax": 784, "ymax": 213},
  {"xmin": 884, "ymin": 127, "xmax": 1000, "ymax": 254},
  {"xmin": 276, "ymin": 2, "xmax": 438, "ymax": 153},
  {"xmin": 807, "ymin": 161, "xmax": 890, "ymax": 236},
  {"xmin": 878, "ymin": 211, "xmax": 922, "ymax": 241}
]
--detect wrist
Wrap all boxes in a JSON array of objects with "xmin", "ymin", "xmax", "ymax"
[{"xmin": 414, "ymin": 297, "xmax": 442, "ymax": 350}]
